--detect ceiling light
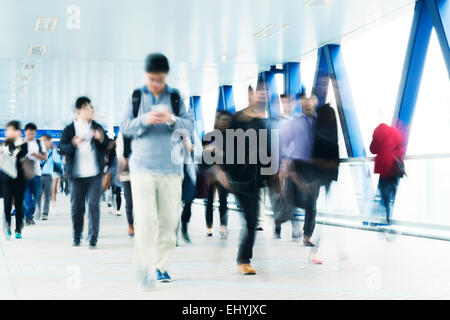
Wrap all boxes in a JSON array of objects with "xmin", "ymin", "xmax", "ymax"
[
  {"xmin": 220, "ymin": 50, "xmax": 247, "ymax": 61},
  {"xmin": 34, "ymin": 18, "xmax": 58, "ymax": 32},
  {"xmin": 303, "ymin": 0, "xmax": 331, "ymax": 6},
  {"xmin": 253, "ymin": 24, "xmax": 289, "ymax": 39},
  {"xmin": 9, "ymin": 98, "xmax": 16, "ymax": 103},
  {"xmin": 27, "ymin": 45, "xmax": 48, "ymax": 56},
  {"xmin": 193, "ymin": 65, "xmax": 217, "ymax": 72},
  {"xmin": 17, "ymin": 75, "xmax": 32, "ymax": 81},
  {"xmin": 22, "ymin": 63, "xmax": 39, "ymax": 71}
]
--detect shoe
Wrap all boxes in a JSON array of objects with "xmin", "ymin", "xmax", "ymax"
[
  {"xmin": 28, "ymin": 219, "xmax": 35, "ymax": 225},
  {"xmin": 15, "ymin": 233, "xmax": 22, "ymax": 239},
  {"xmin": 116, "ymin": 210, "xmax": 121, "ymax": 216},
  {"xmin": 206, "ymin": 228, "xmax": 213, "ymax": 237},
  {"xmin": 41, "ymin": 215, "xmax": 48, "ymax": 221},
  {"xmin": 273, "ymin": 233, "xmax": 281, "ymax": 239},
  {"xmin": 142, "ymin": 275, "xmax": 156, "ymax": 290},
  {"xmin": 73, "ymin": 239, "xmax": 81, "ymax": 247},
  {"xmin": 292, "ymin": 233, "xmax": 302, "ymax": 242},
  {"xmin": 156, "ymin": 269, "xmax": 172, "ymax": 283},
  {"xmin": 25, "ymin": 219, "xmax": 31, "ymax": 226},
  {"xmin": 237, "ymin": 264, "xmax": 256, "ymax": 275},
  {"xmin": 303, "ymin": 237, "xmax": 315, "ymax": 247},
  {"xmin": 128, "ymin": 224, "xmax": 135, "ymax": 238},
  {"xmin": 89, "ymin": 241, "xmax": 97, "ymax": 249},
  {"xmin": 219, "ymin": 226, "xmax": 228, "ymax": 240},
  {"xmin": 5, "ymin": 227, "xmax": 11, "ymax": 240},
  {"xmin": 181, "ymin": 225, "xmax": 191, "ymax": 243},
  {"xmin": 256, "ymin": 226, "xmax": 264, "ymax": 231}
]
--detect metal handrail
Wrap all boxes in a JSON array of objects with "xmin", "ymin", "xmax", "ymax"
[{"xmin": 340, "ymin": 153, "xmax": 450, "ymax": 163}]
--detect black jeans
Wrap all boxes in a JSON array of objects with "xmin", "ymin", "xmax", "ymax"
[
  {"xmin": 205, "ymin": 183, "xmax": 229, "ymax": 228},
  {"xmin": 70, "ymin": 174, "xmax": 102, "ymax": 243},
  {"xmin": 181, "ymin": 201, "xmax": 193, "ymax": 226},
  {"xmin": 123, "ymin": 180, "xmax": 133, "ymax": 226},
  {"xmin": 236, "ymin": 192, "xmax": 259, "ymax": 265},
  {"xmin": 378, "ymin": 177, "xmax": 399, "ymax": 224},
  {"xmin": 292, "ymin": 161, "xmax": 320, "ymax": 239},
  {"xmin": 1, "ymin": 173, "xmax": 26, "ymax": 233},
  {"xmin": 112, "ymin": 186, "xmax": 122, "ymax": 211}
]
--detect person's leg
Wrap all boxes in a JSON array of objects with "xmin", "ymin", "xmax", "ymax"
[
  {"xmin": 86, "ymin": 175, "xmax": 102, "ymax": 245},
  {"xmin": 236, "ymin": 192, "xmax": 258, "ymax": 268},
  {"xmin": 154, "ymin": 174, "xmax": 182, "ymax": 273},
  {"xmin": 218, "ymin": 185, "xmax": 229, "ymax": 227},
  {"xmin": 180, "ymin": 201, "xmax": 192, "ymax": 242},
  {"xmin": 51, "ymin": 177, "xmax": 59, "ymax": 202},
  {"xmin": 23, "ymin": 181, "xmax": 32, "ymax": 220},
  {"xmin": 379, "ymin": 178, "xmax": 392, "ymax": 224},
  {"xmin": 2, "ymin": 175, "xmax": 13, "ymax": 232},
  {"xmin": 115, "ymin": 187, "xmax": 122, "ymax": 211},
  {"xmin": 205, "ymin": 184, "xmax": 215, "ymax": 230},
  {"xmin": 70, "ymin": 178, "xmax": 86, "ymax": 242},
  {"xmin": 130, "ymin": 171, "xmax": 158, "ymax": 276},
  {"xmin": 123, "ymin": 180, "xmax": 134, "ymax": 226},
  {"xmin": 303, "ymin": 183, "xmax": 319, "ymax": 242},
  {"xmin": 13, "ymin": 178, "xmax": 27, "ymax": 234},
  {"xmin": 42, "ymin": 176, "xmax": 52, "ymax": 217},
  {"xmin": 30, "ymin": 176, "xmax": 41, "ymax": 220}
]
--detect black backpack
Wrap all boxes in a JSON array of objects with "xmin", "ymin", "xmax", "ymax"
[{"xmin": 123, "ymin": 88, "xmax": 181, "ymax": 159}]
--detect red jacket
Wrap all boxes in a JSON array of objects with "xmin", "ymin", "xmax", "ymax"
[{"xmin": 370, "ymin": 123, "xmax": 405, "ymax": 179}]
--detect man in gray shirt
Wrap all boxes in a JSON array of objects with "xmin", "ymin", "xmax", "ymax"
[{"xmin": 121, "ymin": 53, "xmax": 194, "ymax": 288}]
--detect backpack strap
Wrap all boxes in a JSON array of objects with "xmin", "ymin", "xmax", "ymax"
[
  {"xmin": 132, "ymin": 89, "xmax": 142, "ymax": 118},
  {"xmin": 170, "ymin": 90, "xmax": 181, "ymax": 116}
]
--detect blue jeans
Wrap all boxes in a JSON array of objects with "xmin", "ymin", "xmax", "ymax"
[
  {"xmin": 378, "ymin": 177, "xmax": 399, "ymax": 224},
  {"xmin": 23, "ymin": 176, "xmax": 42, "ymax": 220}
]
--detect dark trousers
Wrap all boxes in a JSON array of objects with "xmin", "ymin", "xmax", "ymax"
[
  {"xmin": 205, "ymin": 183, "xmax": 229, "ymax": 228},
  {"xmin": 1, "ymin": 173, "xmax": 26, "ymax": 233},
  {"xmin": 123, "ymin": 181, "xmax": 133, "ymax": 226},
  {"xmin": 379, "ymin": 177, "xmax": 399, "ymax": 224},
  {"xmin": 23, "ymin": 176, "xmax": 41, "ymax": 220},
  {"xmin": 181, "ymin": 201, "xmax": 193, "ymax": 226},
  {"xmin": 292, "ymin": 161, "xmax": 320, "ymax": 239},
  {"xmin": 112, "ymin": 186, "xmax": 122, "ymax": 211},
  {"xmin": 70, "ymin": 174, "xmax": 102, "ymax": 243},
  {"xmin": 38, "ymin": 174, "xmax": 52, "ymax": 216},
  {"xmin": 236, "ymin": 192, "xmax": 259, "ymax": 265}
]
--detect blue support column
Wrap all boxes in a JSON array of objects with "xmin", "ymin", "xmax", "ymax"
[
  {"xmin": 283, "ymin": 62, "xmax": 302, "ymax": 115},
  {"xmin": 426, "ymin": 0, "xmax": 450, "ymax": 78},
  {"xmin": 257, "ymin": 71, "xmax": 280, "ymax": 117},
  {"xmin": 217, "ymin": 85, "xmax": 236, "ymax": 114},
  {"xmin": 393, "ymin": 0, "xmax": 434, "ymax": 142},
  {"xmin": 325, "ymin": 45, "xmax": 366, "ymax": 158},
  {"xmin": 190, "ymin": 96, "xmax": 205, "ymax": 139}
]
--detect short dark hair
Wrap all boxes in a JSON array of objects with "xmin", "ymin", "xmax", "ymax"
[
  {"xmin": 248, "ymin": 85, "xmax": 254, "ymax": 92},
  {"xmin": 280, "ymin": 94, "xmax": 287, "ymax": 99},
  {"xmin": 75, "ymin": 96, "xmax": 91, "ymax": 110},
  {"xmin": 145, "ymin": 53, "xmax": 170, "ymax": 73},
  {"xmin": 41, "ymin": 134, "xmax": 52, "ymax": 140},
  {"xmin": 216, "ymin": 110, "xmax": 233, "ymax": 119},
  {"xmin": 25, "ymin": 122, "xmax": 37, "ymax": 131},
  {"xmin": 6, "ymin": 121, "xmax": 21, "ymax": 131}
]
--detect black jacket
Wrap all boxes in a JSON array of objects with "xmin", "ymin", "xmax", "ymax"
[
  {"xmin": 59, "ymin": 121, "xmax": 109, "ymax": 179},
  {"xmin": 313, "ymin": 103, "xmax": 339, "ymax": 184}
]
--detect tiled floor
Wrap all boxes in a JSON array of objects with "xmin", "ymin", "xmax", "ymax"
[{"xmin": 1, "ymin": 195, "xmax": 450, "ymax": 300}]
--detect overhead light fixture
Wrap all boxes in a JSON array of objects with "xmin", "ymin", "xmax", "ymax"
[
  {"xmin": 17, "ymin": 75, "xmax": 32, "ymax": 81},
  {"xmin": 9, "ymin": 98, "xmax": 16, "ymax": 103},
  {"xmin": 34, "ymin": 18, "xmax": 58, "ymax": 32},
  {"xmin": 27, "ymin": 45, "xmax": 48, "ymax": 56},
  {"xmin": 22, "ymin": 63, "xmax": 39, "ymax": 71},
  {"xmin": 220, "ymin": 50, "xmax": 247, "ymax": 61},
  {"xmin": 193, "ymin": 65, "xmax": 217, "ymax": 72},
  {"xmin": 253, "ymin": 24, "xmax": 289, "ymax": 39},
  {"xmin": 303, "ymin": 0, "xmax": 331, "ymax": 6}
]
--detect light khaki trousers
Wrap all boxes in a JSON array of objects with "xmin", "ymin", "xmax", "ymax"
[{"xmin": 130, "ymin": 170, "xmax": 182, "ymax": 273}]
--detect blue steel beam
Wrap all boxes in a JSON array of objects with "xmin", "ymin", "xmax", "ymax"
[
  {"xmin": 257, "ymin": 71, "xmax": 280, "ymax": 117},
  {"xmin": 426, "ymin": 0, "xmax": 450, "ymax": 78},
  {"xmin": 393, "ymin": 0, "xmax": 433, "ymax": 142},
  {"xmin": 324, "ymin": 44, "xmax": 366, "ymax": 158},
  {"xmin": 190, "ymin": 96, "xmax": 205, "ymax": 139},
  {"xmin": 283, "ymin": 62, "xmax": 302, "ymax": 115},
  {"xmin": 217, "ymin": 85, "xmax": 236, "ymax": 114}
]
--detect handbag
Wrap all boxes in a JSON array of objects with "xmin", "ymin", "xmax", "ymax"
[
  {"xmin": 0, "ymin": 147, "xmax": 19, "ymax": 179},
  {"xmin": 102, "ymin": 172, "xmax": 112, "ymax": 191},
  {"xmin": 392, "ymin": 156, "xmax": 406, "ymax": 178},
  {"xmin": 22, "ymin": 159, "xmax": 36, "ymax": 180}
]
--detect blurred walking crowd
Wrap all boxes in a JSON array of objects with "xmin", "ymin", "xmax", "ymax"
[{"xmin": 0, "ymin": 53, "xmax": 406, "ymax": 289}]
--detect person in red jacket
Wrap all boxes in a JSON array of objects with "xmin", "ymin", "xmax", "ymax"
[{"xmin": 370, "ymin": 123, "xmax": 405, "ymax": 224}]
